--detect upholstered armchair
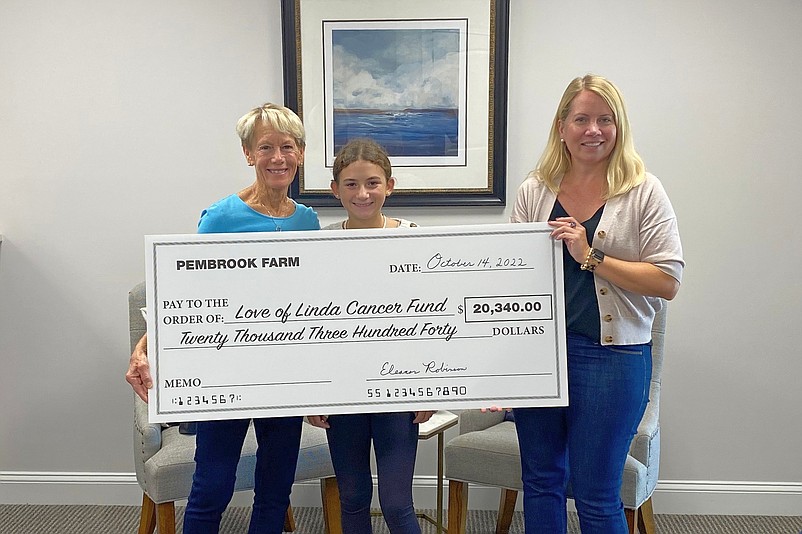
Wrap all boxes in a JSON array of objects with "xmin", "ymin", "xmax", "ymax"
[
  {"xmin": 128, "ymin": 282, "xmax": 342, "ymax": 534},
  {"xmin": 445, "ymin": 306, "xmax": 666, "ymax": 534}
]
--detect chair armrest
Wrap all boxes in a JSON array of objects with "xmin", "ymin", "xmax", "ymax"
[
  {"xmin": 629, "ymin": 393, "xmax": 659, "ymax": 464},
  {"xmin": 133, "ymin": 396, "xmax": 161, "ymax": 462},
  {"xmin": 457, "ymin": 409, "xmax": 506, "ymax": 434}
]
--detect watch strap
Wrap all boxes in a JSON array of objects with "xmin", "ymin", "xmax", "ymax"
[{"xmin": 580, "ymin": 248, "xmax": 604, "ymax": 272}]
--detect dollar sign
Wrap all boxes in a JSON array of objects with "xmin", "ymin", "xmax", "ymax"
[{"xmin": 458, "ymin": 304, "xmax": 464, "ymax": 314}]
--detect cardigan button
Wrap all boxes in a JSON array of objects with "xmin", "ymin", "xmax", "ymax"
[
  {"xmin": 604, "ymin": 335, "xmax": 614, "ymax": 343},
  {"xmin": 603, "ymin": 314, "xmax": 613, "ymax": 322},
  {"xmin": 599, "ymin": 287, "xmax": 609, "ymax": 295},
  {"xmin": 597, "ymin": 230, "xmax": 607, "ymax": 238}
]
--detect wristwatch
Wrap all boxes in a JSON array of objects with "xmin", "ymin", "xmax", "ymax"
[{"xmin": 580, "ymin": 248, "xmax": 605, "ymax": 272}]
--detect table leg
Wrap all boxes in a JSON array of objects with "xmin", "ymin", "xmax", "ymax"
[{"xmin": 436, "ymin": 431, "xmax": 444, "ymax": 534}]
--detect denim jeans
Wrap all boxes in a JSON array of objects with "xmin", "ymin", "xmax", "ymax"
[
  {"xmin": 326, "ymin": 412, "xmax": 421, "ymax": 534},
  {"xmin": 514, "ymin": 333, "xmax": 651, "ymax": 534},
  {"xmin": 183, "ymin": 416, "xmax": 303, "ymax": 534}
]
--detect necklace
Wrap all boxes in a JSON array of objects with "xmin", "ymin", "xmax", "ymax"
[
  {"xmin": 260, "ymin": 197, "xmax": 292, "ymax": 217},
  {"xmin": 343, "ymin": 214, "xmax": 387, "ymax": 229},
  {"xmin": 260, "ymin": 198, "xmax": 293, "ymax": 232}
]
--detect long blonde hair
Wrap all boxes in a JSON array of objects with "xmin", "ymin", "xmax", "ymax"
[{"xmin": 533, "ymin": 74, "xmax": 645, "ymax": 199}]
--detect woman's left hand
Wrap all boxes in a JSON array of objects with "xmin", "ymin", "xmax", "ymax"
[
  {"xmin": 549, "ymin": 217, "xmax": 680, "ymax": 299},
  {"xmin": 549, "ymin": 217, "xmax": 590, "ymax": 264},
  {"xmin": 413, "ymin": 411, "xmax": 435, "ymax": 424}
]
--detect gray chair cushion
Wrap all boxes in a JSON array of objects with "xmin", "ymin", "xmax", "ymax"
[
  {"xmin": 445, "ymin": 418, "xmax": 656, "ymax": 508},
  {"xmin": 444, "ymin": 421, "xmax": 522, "ymax": 491},
  {"xmin": 139, "ymin": 417, "xmax": 333, "ymax": 504}
]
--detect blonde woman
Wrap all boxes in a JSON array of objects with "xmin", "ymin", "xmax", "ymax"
[{"xmin": 510, "ymin": 75, "xmax": 683, "ymax": 533}]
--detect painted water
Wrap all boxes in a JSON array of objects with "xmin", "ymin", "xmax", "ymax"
[{"xmin": 333, "ymin": 109, "xmax": 460, "ymax": 158}]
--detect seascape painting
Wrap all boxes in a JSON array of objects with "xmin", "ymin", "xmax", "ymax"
[
  {"xmin": 324, "ymin": 20, "xmax": 467, "ymax": 166},
  {"xmin": 283, "ymin": 0, "xmax": 508, "ymax": 204}
]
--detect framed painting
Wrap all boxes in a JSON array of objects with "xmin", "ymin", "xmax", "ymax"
[{"xmin": 281, "ymin": 0, "xmax": 510, "ymax": 206}]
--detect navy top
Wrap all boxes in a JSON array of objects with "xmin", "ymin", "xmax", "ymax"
[{"xmin": 550, "ymin": 200, "xmax": 605, "ymax": 342}]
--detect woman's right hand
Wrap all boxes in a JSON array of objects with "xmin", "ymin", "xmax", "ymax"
[
  {"xmin": 125, "ymin": 334, "xmax": 152, "ymax": 403},
  {"xmin": 307, "ymin": 415, "xmax": 330, "ymax": 429}
]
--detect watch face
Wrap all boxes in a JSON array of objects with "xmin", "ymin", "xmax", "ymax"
[{"xmin": 592, "ymin": 249, "xmax": 605, "ymax": 262}]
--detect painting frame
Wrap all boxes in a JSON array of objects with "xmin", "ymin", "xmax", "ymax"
[{"xmin": 281, "ymin": 0, "xmax": 510, "ymax": 207}]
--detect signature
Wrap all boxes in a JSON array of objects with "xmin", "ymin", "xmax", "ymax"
[{"xmin": 380, "ymin": 360, "xmax": 467, "ymax": 376}]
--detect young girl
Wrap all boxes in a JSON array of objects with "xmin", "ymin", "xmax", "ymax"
[{"xmin": 308, "ymin": 138, "xmax": 435, "ymax": 534}]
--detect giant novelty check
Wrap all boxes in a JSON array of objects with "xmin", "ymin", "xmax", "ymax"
[{"xmin": 145, "ymin": 223, "xmax": 567, "ymax": 423}]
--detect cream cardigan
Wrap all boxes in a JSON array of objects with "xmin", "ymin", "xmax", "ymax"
[{"xmin": 510, "ymin": 172, "xmax": 684, "ymax": 345}]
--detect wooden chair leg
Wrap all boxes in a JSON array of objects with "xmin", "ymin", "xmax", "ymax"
[
  {"xmin": 321, "ymin": 476, "xmax": 343, "ymax": 534},
  {"xmin": 156, "ymin": 501, "xmax": 176, "ymax": 534},
  {"xmin": 496, "ymin": 488, "xmax": 518, "ymax": 534},
  {"xmin": 624, "ymin": 507, "xmax": 637, "ymax": 534},
  {"xmin": 284, "ymin": 505, "xmax": 296, "ymax": 532},
  {"xmin": 637, "ymin": 497, "xmax": 657, "ymax": 534},
  {"xmin": 447, "ymin": 480, "xmax": 469, "ymax": 534},
  {"xmin": 137, "ymin": 493, "xmax": 157, "ymax": 534}
]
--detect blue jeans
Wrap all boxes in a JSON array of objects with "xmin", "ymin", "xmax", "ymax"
[
  {"xmin": 514, "ymin": 333, "xmax": 651, "ymax": 534},
  {"xmin": 326, "ymin": 412, "xmax": 421, "ymax": 534},
  {"xmin": 183, "ymin": 416, "xmax": 303, "ymax": 534}
]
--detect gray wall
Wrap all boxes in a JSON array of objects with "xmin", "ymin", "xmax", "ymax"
[{"xmin": 1, "ymin": 0, "xmax": 800, "ymax": 514}]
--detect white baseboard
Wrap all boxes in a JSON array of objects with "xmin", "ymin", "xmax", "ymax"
[
  {"xmin": 0, "ymin": 472, "xmax": 142, "ymax": 505},
  {"xmin": 652, "ymin": 480, "xmax": 802, "ymax": 516},
  {"xmin": 2, "ymin": 472, "xmax": 800, "ymax": 516}
]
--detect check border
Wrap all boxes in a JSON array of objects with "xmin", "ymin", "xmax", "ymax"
[{"xmin": 146, "ymin": 223, "xmax": 567, "ymax": 422}]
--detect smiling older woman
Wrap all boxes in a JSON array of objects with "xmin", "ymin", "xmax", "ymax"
[{"xmin": 125, "ymin": 103, "xmax": 319, "ymax": 534}]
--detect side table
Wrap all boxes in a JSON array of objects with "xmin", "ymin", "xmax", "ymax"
[{"xmin": 417, "ymin": 410, "xmax": 459, "ymax": 534}]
